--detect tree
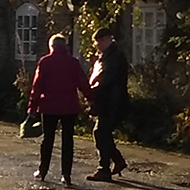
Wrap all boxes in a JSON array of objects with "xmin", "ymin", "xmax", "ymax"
[
  {"xmin": 76, "ymin": 0, "xmax": 132, "ymax": 59},
  {"xmin": 43, "ymin": 0, "xmax": 132, "ymax": 59},
  {"xmin": 166, "ymin": 9, "xmax": 190, "ymax": 62}
]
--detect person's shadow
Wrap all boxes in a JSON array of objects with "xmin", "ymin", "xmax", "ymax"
[
  {"xmin": 63, "ymin": 179, "xmax": 180, "ymax": 190},
  {"xmin": 173, "ymin": 181, "xmax": 190, "ymax": 188},
  {"xmin": 30, "ymin": 178, "xmax": 180, "ymax": 190},
  {"xmin": 108, "ymin": 178, "xmax": 179, "ymax": 190}
]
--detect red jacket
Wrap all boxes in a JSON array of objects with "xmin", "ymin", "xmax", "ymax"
[{"xmin": 27, "ymin": 47, "xmax": 92, "ymax": 115}]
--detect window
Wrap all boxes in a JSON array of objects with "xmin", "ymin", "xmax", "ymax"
[
  {"xmin": 132, "ymin": 3, "xmax": 166, "ymax": 64},
  {"xmin": 15, "ymin": 3, "xmax": 39, "ymax": 61}
]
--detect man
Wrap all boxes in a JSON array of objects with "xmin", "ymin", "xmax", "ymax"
[
  {"xmin": 27, "ymin": 33, "xmax": 92, "ymax": 186},
  {"xmin": 86, "ymin": 28, "xmax": 129, "ymax": 181}
]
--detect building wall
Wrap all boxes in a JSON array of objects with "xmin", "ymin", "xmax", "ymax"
[
  {"xmin": 9, "ymin": 0, "xmax": 72, "ymax": 77},
  {"xmin": 0, "ymin": 0, "xmax": 10, "ymax": 70},
  {"xmin": 0, "ymin": 0, "xmax": 13, "ymax": 85}
]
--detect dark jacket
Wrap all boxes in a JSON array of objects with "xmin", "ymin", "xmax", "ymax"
[
  {"xmin": 28, "ymin": 46, "xmax": 93, "ymax": 115},
  {"xmin": 90, "ymin": 42, "xmax": 129, "ymax": 118}
]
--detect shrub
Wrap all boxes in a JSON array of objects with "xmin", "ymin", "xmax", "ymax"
[
  {"xmin": 125, "ymin": 62, "xmax": 178, "ymax": 146},
  {"xmin": 13, "ymin": 66, "xmax": 30, "ymax": 121},
  {"xmin": 168, "ymin": 107, "xmax": 190, "ymax": 152},
  {"xmin": 74, "ymin": 91, "xmax": 94, "ymax": 136}
]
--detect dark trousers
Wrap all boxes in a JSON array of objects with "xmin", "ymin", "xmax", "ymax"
[
  {"xmin": 39, "ymin": 114, "xmax": 77, "ymax": 177},
  {"xmin": 93, "ymin": 115, "xmax": 125, "ymax": 173}
]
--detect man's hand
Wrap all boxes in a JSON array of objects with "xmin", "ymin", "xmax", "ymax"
[{"xmin": 89, "ymin": 60, "xmax": 102, "ymax": 87}]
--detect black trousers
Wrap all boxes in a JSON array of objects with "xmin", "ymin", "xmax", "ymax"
[
  {"xmin": 93, "ymin": 115, "xmax": 125, "ymax": 173},
  {"xmin": 39, "ymin": 114, "xmax": 77, "ymax": 177}
]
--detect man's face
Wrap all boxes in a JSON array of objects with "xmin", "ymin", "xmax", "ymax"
[{"xmin": 94, "ymin": 36, "xmax": 112, "ymax": 52}]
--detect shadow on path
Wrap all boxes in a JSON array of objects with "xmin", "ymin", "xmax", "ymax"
[
  {"xmin": 29, "ymin": 178, "xmax": 180, "ymax": 190},
  {"xmin": 173, "ymin": 182, "xmax": 190, "ymax": 188},
  {"xmin": 29, "ymin": 180, "xmax": 101, "ymax": 190},
  {"xmin": 108, "ymin": 178, "xmax": 179, "ymax": 190}
]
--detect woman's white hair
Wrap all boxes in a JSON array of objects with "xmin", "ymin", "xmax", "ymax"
[{"xmin": 48, "ymin": 33, "xmax": 66, "ymax": 53}]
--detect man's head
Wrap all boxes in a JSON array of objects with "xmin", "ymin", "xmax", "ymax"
[
  {"xmin": 92, "ymin": 28, "xmax": 114, "ymax": 53},
  {"xmin": 48, "ymin": 33, "xmax": 66, "ymax": 53}
]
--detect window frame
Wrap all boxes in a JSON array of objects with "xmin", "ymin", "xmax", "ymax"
[
  {"xmin": 15, "ymin": 3, "xmax": 39, "ymax": 61},
  {"xmin": 132, "ymin": 2, "xmax": 166, "ymax": 64}
]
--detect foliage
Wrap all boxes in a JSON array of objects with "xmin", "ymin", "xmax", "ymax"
[
  {"xmin": 41, "ymin": 0, "xmax": 190, "ymax": 62},
  {"xmin": 42, "ymin": 0, "xmax": 132, "ymax": 59},
  {"xmin": 13, "ymin": 66, "xmax": 30, "ymax": 100},
  {"xmin": 128, "ymin": 61, "xmax": 167, "ymax": 99},
  {"xmin": 156, "ymin": 0, "xmax": 190, "ymax": 65},
  {"xmin": 39, "ymin": 0, "xmax": 73, "ymax": 35},
  {"xmin": 164, "ymin": 9, "xmax": 190, "ymax": 63},
  {"xmin": 127, "ymin": 62, "xmax": 174, "ymax": 145},
  {"xmin": 168, "ymin": 107, "xmax": 190, "ymax": 151},
  {"xmin": 76, "ymin": 0, "xmax": 131, "ymax": 59},
  {"xmin": 13, "ymin": 66, "xmax": 30, "ymax": 120},
  {"xmin": 74, "ymin": 92, "xmax": 94, "ymax": 136},
  {"xmin": 9, "ymin": 0, "xmax": 190, "ymax": 150},
  {"xmin": 174, "ymin": 107, "xmax": 190, "ymax": 137},
  {"xmin": 160, "ymin": 3, "xmax": 190, "ymax": 151},
  {"xmin": 13, "ymin": 32, "xmax": 31, "ymax": 120},
  {"xmin": 40, "ymin": 0, "xmax": 190, "ymax": 148},
  {"xmin": 127, "ymin": 58, "xmax": 190, "ymax": 150}
]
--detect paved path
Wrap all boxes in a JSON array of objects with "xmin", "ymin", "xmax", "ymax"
[{"xmin": 0, "ymin": 121, "xmax": 190, "ymax": 190}]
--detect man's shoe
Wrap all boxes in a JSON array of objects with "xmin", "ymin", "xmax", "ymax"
[
  {"xmin": 86, "ymin": 170, "xmax": 111, "ymax": 181},
  {"xmin": 61, "ymin": 175, "xmax": 72, "ymax": 186},
  {"xmin": 33, "ymin": 170, "xmax": 45, "ymax": 181},
  {"xmin": 111, "ymin": 162, "xmax": 127, "ymax": 176}
]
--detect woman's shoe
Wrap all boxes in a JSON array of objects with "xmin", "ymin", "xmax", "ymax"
[
  {"xmin": 33, "ymin": 170, "xmax": 45, "ymax": 181},
  {"xmin": 61, "ymin": 175, "xmax": 72, "ymax": 186}
]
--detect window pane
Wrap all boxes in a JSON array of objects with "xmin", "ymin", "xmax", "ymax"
[
  {"xmin": 24, "ymin": 29, "xmax": 29, "ymax": 41},
  {"xmin": 156, "ymin": 29, "xmax": 163, "ymax": 43},
  {"xmin": 145, "ymin": 45, "xmax": 153, "ymax": 57},
  {"xmin": 32, "ymin": 16, "xmax": 37, "ymax": 27},
  {"xmin": 18, "ymin": 16, "xmax": 23, "ymax": 27},
  {"xmin": 31, "ymin": 30, "xmax": 37, "ymax": 41},
  {"xmin": 135, "ymin": 28, "xmax": 142, "ymax": 44},
  {"xmin": 24, "ymin": 16, "xmax": 29, "ymax": 27},
  {"xmin": 156, "ymin": 12, "xmax": 165, "ymax": 27},
  {"xmin": 135, "ymin": 45, "xmax": 141, "ymax": 63},
  {"xmin": 17, "ymin": 29, "xmax": 23, "ymax": 40},
  {"xmin": 16, "ymin": 43, "xmax": 21, "ymax": 54},
  {"xmin": 145, "ymin": 12, "xmax": 154, "ymax": 27},
  {"xmin": 24, "ymin": 43, "xmax": 29, "ymax": 54},
  {"xmin": 16, "ymin": 3, "xmax": 39, "ymax": 60},
  {"xmin": 31, "ymin": 42, "xmax": 37, "ymax": 55},
  {"xmin": 145, "ymin": 29, "xmax": 153, "ymax": 44}
]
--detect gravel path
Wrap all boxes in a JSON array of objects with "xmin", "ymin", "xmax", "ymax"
[{"xmin": 0, "ymin": 121, "xmax": 190, "ymax": 190}]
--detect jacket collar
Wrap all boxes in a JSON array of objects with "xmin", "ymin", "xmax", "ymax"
[
  {"xmin": 52, "ymin": 46, "xmax": 67, "ymax": 54},
  {"xmin": 102, "ymin": 42, "xmax": 118, "ymax": 60}
]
